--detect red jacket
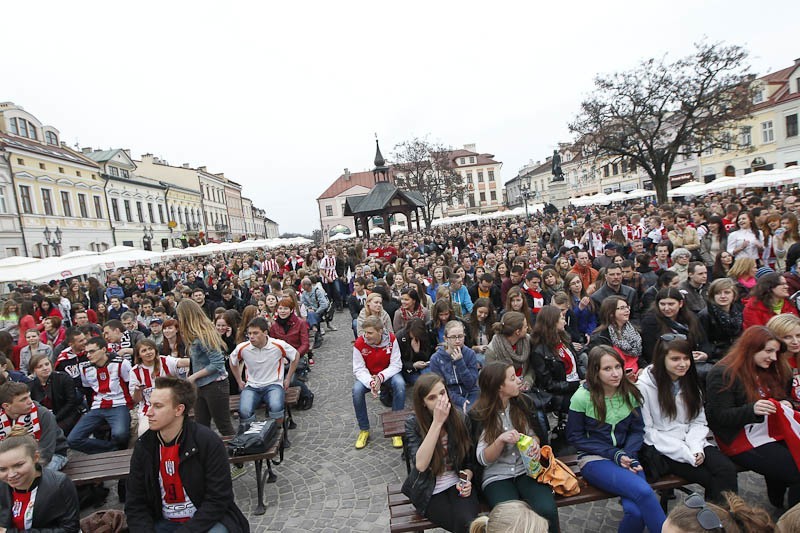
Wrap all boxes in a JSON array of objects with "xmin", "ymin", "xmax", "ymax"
[
  {"xmin": 742, "ymin": 297, "xmax": 799, "ymax": 329},
  {"xmin": 354, "ymin": 333, "xmax": 396, "ymax": 376},
  {"xmin": 268, "ymin": 315, "xmax": 310, "ymax": 357}
]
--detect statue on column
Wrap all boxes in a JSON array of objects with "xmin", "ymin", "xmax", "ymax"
[{"xmin": 551, "ymin": 150, "xmax": 565, "ymax": 182}]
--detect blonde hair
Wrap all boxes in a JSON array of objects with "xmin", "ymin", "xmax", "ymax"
[
  {"xmin": 469, "ymin": 501, "xmax": 548, "ymax": 533},
  {"xmin": 177, "ymin": 299, "xmax": 225, "ymax": 349},
  {"xmin": 364, "ymin": 293, "xmax": 384, "ymax": 317},
  {"xmin": 777, "ymin": 501, "xmax": 800, "ymax": 532},
  {"xmin": 727, "ymin": 257, "xmax": 756, "ymax": 280}
]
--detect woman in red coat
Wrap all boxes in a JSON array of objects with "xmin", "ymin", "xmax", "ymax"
[
  {"xmin": 269, "ymin": 297, "xmax": 312, "ymax": 407},
  {"xmin": 743, "ymin": 273, "xmax": 799, "ymax": 329}
]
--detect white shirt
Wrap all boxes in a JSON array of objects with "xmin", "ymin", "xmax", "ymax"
[{"xmin": 229, "ymin": 338, "xmax": 297, "ymax": 388}]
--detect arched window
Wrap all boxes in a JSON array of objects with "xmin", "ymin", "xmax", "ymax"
[
  {"xmin": 724, "ymin": 165, "xmax": 736, "ymax": 177},
  {"xmin": 45, "ymin": 131, "xmax": 58, "ymax": 145}
]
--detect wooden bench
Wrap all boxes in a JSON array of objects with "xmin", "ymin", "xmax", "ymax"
[
  {"xmin": 381, "ymin": 408, "xmax": 414, "ymax": 473},
  {"xmin": 386, "ymin": 455, "xmax": 697, "ymax": 533},
  {"xmin": 63, "ymin": 428, "xmax": 284, "ymax": 516}
]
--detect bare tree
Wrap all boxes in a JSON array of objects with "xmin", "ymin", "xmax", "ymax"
[
  {"xmin": 569, "ymin": 41, "xmax": 754, "ymax": 203},
  {"xmin": 392, "ymin": 137, "xmax": 465, "ymax": 227}
]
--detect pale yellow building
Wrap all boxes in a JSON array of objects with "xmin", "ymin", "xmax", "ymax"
[{"xmin": 446, "ymin": 144, "xmax": 503, "ymax": 216}]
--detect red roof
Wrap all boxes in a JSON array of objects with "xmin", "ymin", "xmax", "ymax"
[
  {"xmin": 317, "ymin": 168, "xmax": 395, "ymax": 200},
  {"xmin": 447, "ymin": 149, "xmax": 500, "ymax": 168}
]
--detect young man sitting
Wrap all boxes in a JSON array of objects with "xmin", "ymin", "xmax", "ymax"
[
  {"xmin": 125, "ymin": 376, "xmax": 250, "ymax": 533},
  {"xmin": 0, "ymin": 381, "xmax": 69, "ymax": 470},
  {"xmin": 229, "ymin": 317, "xmax": 298, "ymax": 429},
  {"xmin": 352, "ymin": 316, "xmax": 404, "ymax": 450},
  {"xmin": 66, "ymin": 336, "xmax": 132, "ymax": 454}
]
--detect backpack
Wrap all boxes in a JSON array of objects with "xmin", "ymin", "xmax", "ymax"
[
  {"xmin": 297, "ymin": 389, "xmax": 314, "ymax": 410},
  {"xmin": 227, "ymin": 419, "xmax": 279, "ymax": 456}
]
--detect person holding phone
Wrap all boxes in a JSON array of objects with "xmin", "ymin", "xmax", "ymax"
[
  {"xmin": 402, "ymin": 374, "xmax": 478, "ymax": 533},
  {"xmin": 429, "ymin": 321, "xmax": 480, "ymax": 414},
  {"xmin": 396, "ymin": 318, "xmax": 434, "ymax": 386}
]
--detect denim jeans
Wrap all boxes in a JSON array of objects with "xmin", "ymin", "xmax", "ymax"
[
  {"xmin": 154, "ymin": 520, "xmax": 228, "ymax": 533},
  {"xmin": 352, "ymin": 373, "xmax": 406, "ymax": 430},
  {"xmin": 306, "ymin": 311, "xmax": 321, "ymax": 328},
  {"xmin": 45, "ymin": 454, "xmax": 68, "ymax": 471},
  {"xmin": 352, "ymin": 318, "xmax": 358, "ymax": 339},
  {"xmin": 240, "ymin": 383, "xmax": 285, "ymax": 422},
  {"xmin": 67, "ymin": 405, "xmax": 131, "ymax": 454},
  {"xmin": 402, "ymin": 367, "xmax": 431, "ymax": 387},
  {"xmin": 580, "ymin": 459, "xmax": 666, "ymax": 533}
]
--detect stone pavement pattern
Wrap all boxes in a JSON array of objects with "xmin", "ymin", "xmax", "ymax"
[{"xmin": 96, "ymin": 311, "xmax": 779, "ymax": 532}]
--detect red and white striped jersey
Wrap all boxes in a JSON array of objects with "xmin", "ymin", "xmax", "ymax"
[
  {"xmin": 130, "ymin": 356, "xmax": 181, "ymax": 415},
  {"xmin": 260, "ymin": 259, "xmax": 279, "ymax": 275},
  {"xmin": 80, "ymin": 357, "xmax": 133, "ymax": 410}
]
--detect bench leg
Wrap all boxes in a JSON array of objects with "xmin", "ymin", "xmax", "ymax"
[
  {"xmin": 253, "ymin": 459, "xmax": 278, "ymax": 516},
  {"xmin": 659, "ymin": 488, "xmax": 676, "ymax": 513},
  {"xmin": 287, "ymin": 404, "xmax": 297, "ymax": 430}
]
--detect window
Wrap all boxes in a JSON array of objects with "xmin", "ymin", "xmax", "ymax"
[
  {"xmin": 58, "ymin": 167, "xmax": 64, "ymax": 174},
  {"xmin": 17, "ymin": 118, "xmax": 28, "ymax": 138},
  {"xmin": 753, "ymin": 89, "xmax": 764, "ymax": 104},
  {"xmin": 136, "ymin": 201, "xmax": 144, "ymax": 222},
  {"xmin": 0, "ymin": 186, "xmax": 7, "ymax": 214},
  {"xmin": 325, "ymin": 205, "xmax": 333, "ymax": 217},
  {"xmin": 477, "ymin": 171, "xmax": 484, "ymax": 182},
  {"xmin": 19, "ymin": 186, "xmax": 32, "ymax": 214},
  {"xmin": 466, "ymin": 172, "xmax": 473, "ymax": 182},
  {"xmin": 762, "ymin": 121, "xmax": 775, "ymax": 143},
  {"xmin": 111, "ymin": 199, "xmax": 120, "ymax": 221},
  {"xmin": 603, "ymin": 165, "xmax": 610, "ymax": 177},
  {"xmin": 722, "ymin": 132, "xmax": 732, "ymax": 151},
  {"xmin": 75, "ymin": 171, "xmax": 81, "ymax": 177},
  {"xmin": 158, "ymin": 204, "xmax": 165, "ymax": 224},
  {"xmin": 787, "ymin": 114, "xmax": 799, "ymax": 138},
  {"xmin": 93, "ymin": 196, "xmax": 103, "ymax": 218},
  {"xmin": 122, "ymin": 169, "xmax": 130, "ymax": 178},
  {"xmin": 39, "ymin": 163, "xmax": 46, "ymax": 170},
  {"xmin": 8, "ymin": 118, "xmax": 17, "ymax": 135},
  {"xmin": 740, "ymin": 126, "xmax": 752, "ymax": 147},
  {"xmin": 488, "ymin": 170, "xmax": 495, "ymax": 181},
  {"xmin": 490, "ymin": 190, "xmax": 497, "ymax": 201},
  {"xmin": 5, "ymin": 248, "xmax": 19, "ymax": 257},
  {"xmin": 16, "ymin": 158, "xmax": 23, "ymax": 165},
  {"xmin": 78, "ymin": 194, "xmax": 88, "ymax": 218},
  {"xmin": 469, "ymin": 156, "xmax": 475, "ymax": 164},
  {"xmin": 124, "ymin": 200, "xmax": 132, "ymax": 222},
  {"xmin": 178, "ymin": 208, "xmax": 183, "ymax": 224},
  {"xmin": 109, "ymin": 167, "xmax": 119, "ymax": 177},
  {"xmin": 45, "ymin": 131, "xmax": 58, "ymax": 145},
  {"xmin": 612, "ymin": 163, "xmax": 619, "ymax": 175},
  {"xmin": 148, "ymin": 203, "xmax": 155, "ymax": 223},
  {"xmin": 60, "ymin": 191, "xmax": 72, "ymax": 217},
  {"xmin": 480, "ymin": 192, "xmax": 486, "ymax": 202},
  {"xmin": 41, "ymin": 189, "xmax": 53, "ymax": 216},
  {"xmin": 460, "ymin": 158, "xmax": 465, "ymax": 165}
]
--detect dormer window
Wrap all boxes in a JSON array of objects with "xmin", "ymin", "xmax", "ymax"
[
  {"xmin": 753, "ymin": 89, "xmax": 764, "ymax": 104},
  {"xmin": 110, "ymin": 167, "xmax": 119, "ymax": 177},
  {"xmin": 9, "ymin": 118, "xmax": 37, "ymax": 140},
  {"xmin": 469, "ymin": 156, "xmax": 475, "ymax": 164},
  {"xmin": 45, "ymin": 131, "xmax": 58, "ymax": 145},
  {"xmin": 460, "ymin": 158, "xmax": 466, "ymax": 165},
  {"xmin": 122, "ymin": 169, "xmax": 130, "ymax": 178}
]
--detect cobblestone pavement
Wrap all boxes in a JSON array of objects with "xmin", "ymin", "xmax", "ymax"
[{"xmin": 95, "ymin": 310, "xmax": 778, "ymax": 532}]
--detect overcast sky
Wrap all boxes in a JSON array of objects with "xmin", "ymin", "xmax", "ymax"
[{"xmin": 4, "ymin": 1, "xmax": 798, "ymax": 233}]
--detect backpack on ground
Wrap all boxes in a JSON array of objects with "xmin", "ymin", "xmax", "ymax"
[
  {"xmin": 297, "ymin": 389, "xmax": 314, "ymax": 410},
  {"xmin": 227, "ymin": 419, "xmax": 279, "ymax": 456}
]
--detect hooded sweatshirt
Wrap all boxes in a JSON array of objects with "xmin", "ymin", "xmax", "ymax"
[
  {"xmin": 636, "ymin": 366, "xmax": 711, "ymax": 465},
  {"xmin": 429, "ymin": 345, "xmax": 480, "ymax": 409},
  {"xmin": 352, "ymin": 331, "xmax": 401, "ymax": 388}
]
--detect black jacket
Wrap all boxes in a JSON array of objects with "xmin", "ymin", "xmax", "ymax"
[
  {"xmin": 467, "ymin": 283, "xmax": 502, "ymax": 312},
  {"xmin": 28, "ymin": 372, "xmax": 81, "ymax": 435},
  {"xmin": 639, "ymin": 311, "xmax": 712, "ymax": 365},
  {"xmin": 0, "ymin": 468, "xmax": 80, "ymax": 532},
  {"xmin": 396, "ymin": 328, "xmax": 434, "ymax": 375},
  {"xmin": 402, "ymin": 413, "xmax": 477, "ymax": 516},
  {"xmin": 531, "ymin": 343, "xmax": 581, "ymax": 415},
  {"xmin": 705, "ymin": 364, "xmax": 790, "ymax": 446},
  {"xmin": 697, "ymin": 303, "xmax": 744, "ymax": 363},
  {"xmin": 125, "ymin": 420, "xmax": 250, "ymax": 533}
]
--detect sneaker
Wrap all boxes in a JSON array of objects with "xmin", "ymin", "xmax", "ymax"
[
  {"xmin": 231, "ymin": 464, "xmax": 247, "ymax": 480},
  {"xmin": 355, "ymin": 430, "xmax": 370, "ymax": 449},
  {"xmin": 327, "ymin": 323, "xmax": 338, "ymax": 332},
  {"xmin": 308, "ymin": 357, "xmax": 315, "ymax": 366},
  {"xmin": 392, "ymin": 436, "xmax": 403, "ymax": 449}
]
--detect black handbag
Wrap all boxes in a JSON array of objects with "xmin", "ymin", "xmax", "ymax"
[{"xmin": 227, "ymin": 419, "xmax": 279, "ymax": 456}]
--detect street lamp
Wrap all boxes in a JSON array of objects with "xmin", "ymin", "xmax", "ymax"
[{"xmin": 43, "ymin": 226, "xmax": 62, "ymax": 256}]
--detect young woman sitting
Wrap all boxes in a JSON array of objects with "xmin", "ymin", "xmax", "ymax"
[
  {"xmin": 429, "ymin": 321, "xmax": 480, "ymax": 414},
  {"xmin": 566, "ymin": 345, "xmax": 666, "ymax": 533},
  {"xmin": 767, "ymin": 313, "xmax": 800, "ymax": 407},
  {"xmin": 636, "ymin": 337, "xmax": 738, "ymax": 503},
  {"xmin": 402, "ymin": 374, "xmax": 479, "ymax": 533},
  {"xmin": 0, "ymin": 430, "xmax": 79, "ymax": 531},
  {"xmin": 705, "ymin": 326, "xmax": 800, "ymax": 508},
  {"xmin": 469, "ymin": 362, "xmax": 558, "ymax": 533}
]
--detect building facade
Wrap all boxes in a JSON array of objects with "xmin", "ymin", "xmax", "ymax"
[
  {"xmin": 223, "ymin": 178, "xmax": 246, "ymax": 240},
  {"xmin": 317, "ymin": 169, "xmax": 380, "ymax": 238},
  {"xmin": 445, "ymin": 144, "xmax": 503, "ymax": 216},
  {"xmin": 197, "ymin": 167, "xmax": 229, "ymax": 241},
  {"xmin": 0, "ymin": 103, "xmax": 113, "ymax": 257},
  {"xmin": 241, "ymin": 196, "xmax": 255, "ymax": 237}
]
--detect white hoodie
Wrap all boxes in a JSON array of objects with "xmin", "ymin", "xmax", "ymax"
[{"xmin": 636, "ymin": 366, "xmax": 711, "ymax": 465}]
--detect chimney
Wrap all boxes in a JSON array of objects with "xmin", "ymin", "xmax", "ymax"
[
  {"xmin": 141, "ymin": 153, "xmax": 154, "ymax": 163},
  {"xmin": 216, "ymin": 173, "xmax": 225, "ymax": 179},
  {"xmin": 795, "ymin": 57, "xmax": 800, "ymax": 65},
  {"xmin": 197, "ymin": 166, "xmax": 207, "ymax": 172},
  {"xmin": 182, "ymin": 163, "xmax": 190, "ymax": 168},
  {"xmin": 344, "ymin": 168, "xmax": 351, "ymax": 181},
  {"xmin": 81, "ymin": 147, "xmax": 92, "ymax": 154},
  {"xmin": 463, "ymin": 143, "xmax": 476, "ymax": 152}
]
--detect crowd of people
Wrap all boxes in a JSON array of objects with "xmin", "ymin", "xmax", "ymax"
[{"xmin": 0, "ymin": 188, "xmax": 799, "ymax": 530}]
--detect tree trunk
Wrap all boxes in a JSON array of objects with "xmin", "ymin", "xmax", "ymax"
[{"xmin": 653, "ymin": 174, "xmax": 669, "ymax": 205}]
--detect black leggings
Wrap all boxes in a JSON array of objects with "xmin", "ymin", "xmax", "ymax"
[
  {"xmin": 663, "ymin": 446, "xmax": 738, "ymax": 503},
  {"xmin": 731, "ymin": 441, "xmax": 800, "ymax": 507},
  {"xmin": 424, "ymin": 485, "xmax": 479, "ymax": 533}
]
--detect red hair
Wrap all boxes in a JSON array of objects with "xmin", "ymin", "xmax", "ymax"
[{"xmin": 719, "ymin": 326, "xmax": 789, "ymax": 402}]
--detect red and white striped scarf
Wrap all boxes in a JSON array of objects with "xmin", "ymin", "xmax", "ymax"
[{"xmin": 0, "ymin": 404, "xmax": 42, "ymax": 441}]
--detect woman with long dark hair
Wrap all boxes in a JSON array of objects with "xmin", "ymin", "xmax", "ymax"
[
  {"xmin": 469, "ymin": 362, "xmax": 558, "ymax": 533},
  {"xmin": 503, "ymin": 286, "xmax": 534, "ymax": 333},
  {"xmin": 426, "ymin": 300, "xmax": 470, "ymax": 348},
  {"xmin": 706, "ymin": 326, "xmax": 800, "ymax": 508},
  {"xmin": 742, "ymin": 272, "xmax": 800, "ymax": 329},
  {"xmin": 727, "ymin": 210, "xmax": 764, "ymax": 260},
  {"xmin": 566, "ymin": 346, "xmax": 666, "ymax": 533},
  {"xmin": 394, "ymin": 288, "xmax": 430, "ymax": 333},
  {"xmin": 563, "ymin": 272, "xmax": 596, "ymax": 345},
  {"xmin": 636, "ymin": 337, "xmax": 738, "ymax": 502},
  {"xmin": 639, "ymin": 287, "xmax": 710, "ymax": 366},
  {"xmin": 711, "ymin": 251, "xmax": 734, "ymax": 281},
  {"xmin": 160, "ymin": 318, "xmax": 186, "ymax": 358},
  {"xmin": 397, "ymin": 317, "xmax": 434, "ymax": 386},
  {"xmin": 402, "ymin": 374, "xmax": 479, "ymax": 533},
  {"xmin": 467, "ymin": 298, "xmax": 496, "ymax": 358},
  {"xmin": 700, "ymin": 215, "xmax": 728, "ymax": 268}
]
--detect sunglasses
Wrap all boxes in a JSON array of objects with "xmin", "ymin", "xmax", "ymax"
[
  {"xmin": 684, "ymin": 493, "xmax": 724, "ymax": 531},
  {"xmin": 660, "ymin": 333, "xmax": 687, "ymax": 342}
]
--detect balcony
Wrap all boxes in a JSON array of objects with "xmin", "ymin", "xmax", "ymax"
[{"xmin": 214, "ymin": 223, "xmax": 229, "ymax": 232}]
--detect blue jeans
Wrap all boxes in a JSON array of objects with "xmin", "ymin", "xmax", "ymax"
[
  {"xmin": 352, "ymin": 318, "xmax": 358, "ymax": 339},
  {"xmin": 240, "ymin": 383, "xmax": 285, "ymax": 422},
  {"xmin": 67, "ymin": 405, "xmax": 131, "ymax": 454},
  {"xmin": 155, "ymin": 520, "xmax": 228, "ymax": 533},
  {"xmin": 45, "ymin": 454, "xmax": 68, "ymax": 471},
  {"xmin": 306, "ymin": 311, "xmax": 321, "ymax": 328},
  {"xmin": 580, "ymin": 459, "xmax": 666, "ymax": 533},
  {"xmin": 352, "ymin": 373, "xmax": 406, "ymax": 430},
  {"xmin": 402, "ymin": 367, "xmax": 431, "ymax": 386}
]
